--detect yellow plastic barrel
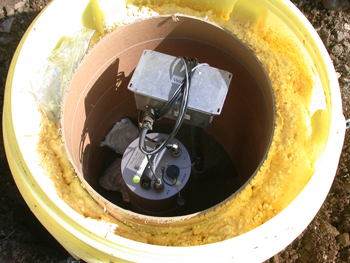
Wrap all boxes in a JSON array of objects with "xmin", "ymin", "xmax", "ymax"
[{"xmin": 3, "ymin": 0, "xmax": 346, "ymax": 262}]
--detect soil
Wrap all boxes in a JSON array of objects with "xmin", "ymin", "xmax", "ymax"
[{"xmin": 0, "ymin": 0, "xmax": 349, "ymax": 262}]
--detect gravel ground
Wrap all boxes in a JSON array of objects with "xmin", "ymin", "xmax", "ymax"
[{"xmin": 0, "ymin": 0, "xmax": 349, "ymax": 262}]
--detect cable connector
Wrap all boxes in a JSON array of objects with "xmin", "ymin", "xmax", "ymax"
[
  {"xmin": 171, "ymin": 143, "xmax": 182, "ymax": 157},
  {"xmin": 140, "ymin": 106, "xmax": 156, "ymax": 130}
]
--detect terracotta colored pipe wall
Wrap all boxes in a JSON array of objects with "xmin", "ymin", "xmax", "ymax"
[{"xmin": 62, "ymin": 15, "xmax": 275, "ymax": 215}]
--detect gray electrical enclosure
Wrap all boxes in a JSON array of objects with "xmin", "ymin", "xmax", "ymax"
[{"xmin": 128, "ymin": 50, "xmax": 232, "ymax": 129}]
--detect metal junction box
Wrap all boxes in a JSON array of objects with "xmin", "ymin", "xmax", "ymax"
[{"xmin": 128, "ymin": 50, "xmax": 232, "ymax": 129}]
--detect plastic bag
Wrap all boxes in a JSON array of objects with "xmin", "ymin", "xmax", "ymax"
[
  {"xmin": 100, "ymin": 118, "xmax": 139, "ymax": 154},
  {"xmin": 99, "ymin": 158, "xmax": 130, "ymax": 203},
  {"xmin": 30, "ymin": 27, "xmax": 95, "ymax": 126}
]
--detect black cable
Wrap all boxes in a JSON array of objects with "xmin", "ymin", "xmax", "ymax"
[
  {"xmin": 156, "ymin": 82, "xmax": 183, "ymax": 120},
  {"xmin": 156, "ymin": 57, "xmax": 195, "ymax": 120},
  {"xmin": 138, "ymin": 57, "xmax": 199, "ymax": 156},
  {"xmin": 138, "ymin": 110, "xmax": 157, "ymax": 143},
  {"xmin": 146, "ymin": 154, "xmax": 158, "ymax": 180},
  {"xmin": 162, "ymin": 173, "xmax": 177, "ymax": 186}
]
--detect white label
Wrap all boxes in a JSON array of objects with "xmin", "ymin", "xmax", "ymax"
[
  {"xmin": 174, "ymin": 110, "xmax": 191, "ymax": 120},
  {"xmin": 171, "ymin": 75, "xmax": 184, "ymax": 85},
  {"xmin": 126, "ymin": 147, "xmax": 148, "ymax": 174}
]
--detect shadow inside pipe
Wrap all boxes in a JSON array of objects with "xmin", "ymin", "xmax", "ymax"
[{"xmin": 65, "ymin": 15, "xmax": 275, "ymax": 217}]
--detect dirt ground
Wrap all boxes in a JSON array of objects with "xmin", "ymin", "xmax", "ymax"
[{"xmin": 0, "ymin": 0, "xmax": 349, "ymax": 262}]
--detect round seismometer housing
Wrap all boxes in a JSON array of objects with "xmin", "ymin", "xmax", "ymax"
[
  {"xmin": 121, "ymin": 133, "xmax": 191, "ymax": 216},
  {"xmin": 62, "ymin": 14, "xmax": 275, "ymax": 226}
]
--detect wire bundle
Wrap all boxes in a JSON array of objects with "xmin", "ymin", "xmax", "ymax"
[{"xmin": 138, "ymin": 57, "xmax": 202, "ymax": 156}]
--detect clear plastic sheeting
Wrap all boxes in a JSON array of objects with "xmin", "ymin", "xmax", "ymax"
[
  {"xmin": 29, "ymin": 27, "xmax": 95, "ymax": 126},
  {"xmin": 99, "ymin": 118, "xmax": 140, "ymax": 201},
  {"xmin": 100, "ymin": 118, "xmax": 140, "ymax": 154}
]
